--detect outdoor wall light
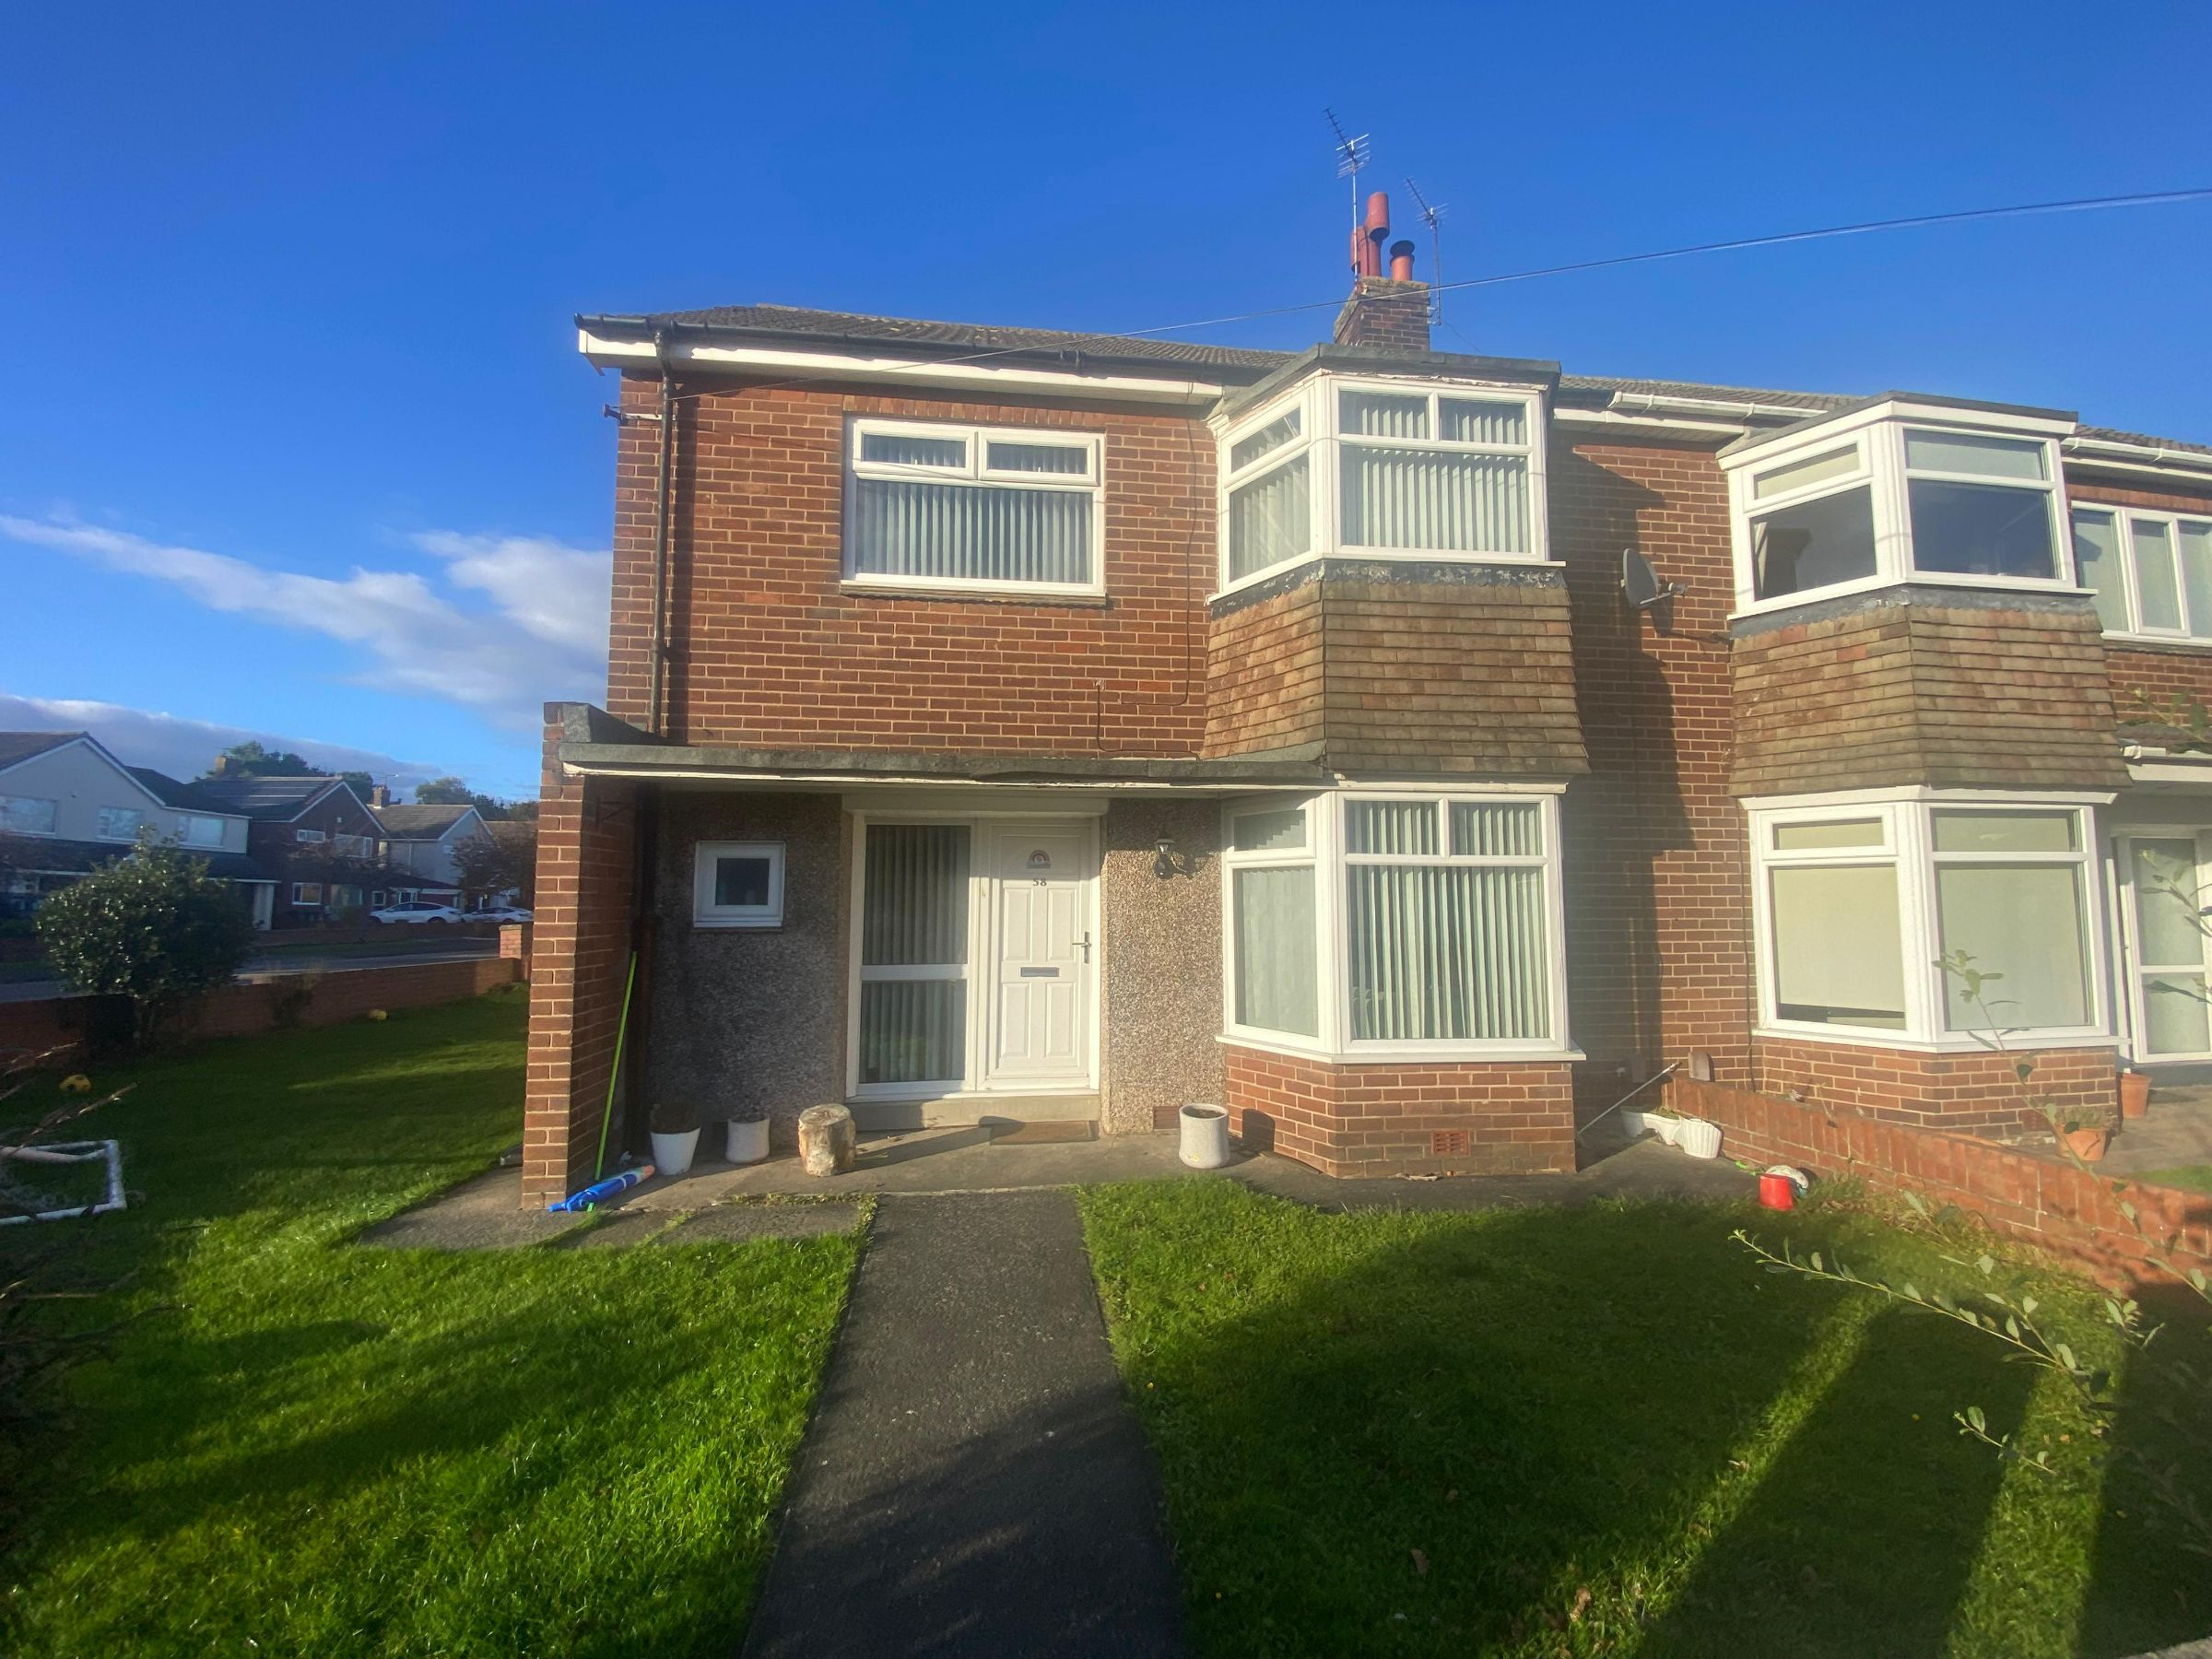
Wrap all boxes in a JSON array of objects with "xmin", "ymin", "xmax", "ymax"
[{"xmin": 1154, "ymin": 839, "xmax": 1180, "ymax": 878}]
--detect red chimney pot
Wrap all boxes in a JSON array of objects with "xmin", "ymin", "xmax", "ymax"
[{"xmin": 1389, "ymin": 239, "xmax": 1416, "ymax": 281}]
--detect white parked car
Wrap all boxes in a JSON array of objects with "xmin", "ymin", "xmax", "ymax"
[
  {"xmin": 371, "ymin": 901, "xmax": 467, "ymax": 924},
  {"xmin": 475, "ymin": 905, "xmax": 534, "ymax": 923}
]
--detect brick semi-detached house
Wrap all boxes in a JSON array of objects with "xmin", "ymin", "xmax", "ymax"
[{"xmin": 522, "ymin": 204, "xmax": 2212, "ymax": 1205}]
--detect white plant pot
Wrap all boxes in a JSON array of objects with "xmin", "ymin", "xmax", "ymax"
[
  {"xmin": 1653, "ymin": 1116, "xmax": 1682, "ymax": 1147},
  {"xmin": 724, "ymin": 1118, "xmax": 769, "ymax": 1165},
  {"xmin": 649, "ymin": 1128, "xmax": 700, "ymax": 1176},
  {"xmin": 1179, "ymin": 1103, "xmax": 1232, "ymax": 1170},
  {"xmin": 1677, "ymin": 1118, "xmax": 1723, "ymax": 1160},
  {"xmin": 1618, "ymin": 1109, "xmax": 1648, "ymax": 1138}
]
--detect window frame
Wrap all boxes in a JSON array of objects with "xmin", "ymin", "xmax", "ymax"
[
  {"xmin": 95, "ymin": 806, "xmax": 147, "ymax": 843},
  {"xmin": 1746, "ymin": 790, "xmax": 2112, "ymax": 1051},
  {"xmin": 692, "ymin": 841, "xmax": 786, "ymax": 930},
  {"xmin": 178, "ymin": 814, "xmax": 228, "ymax": 849},
  {"xmin": 0, "ymin": 794, "xmax": 58, "ymax": 837},
  {"xmin": 1219, "ymin": 786, "xmax": 1575, "ymax": 1062},
  {"xmin": 841, "ymin": 416, "xmax": 1107, "ymax": 600},
  {"xmin": 1724, "ymin": 403, "xmax": 2076, "ymax": 617},
  {"xmin": 1214, "ymin": 373, "xmax": 1553, "ymax": 599},
  {"xmin": 2071, "ymin": 503, "xmax": 2212, "ymax": 644},
  {"xmin": 294, "ymin": 827, "xmax": 327, "ymax": 844},
  {"xmin": 290, "ymin": 882, "xmax": 324, "ymax": 906}
]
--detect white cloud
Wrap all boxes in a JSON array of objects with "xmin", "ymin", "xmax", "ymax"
[
  {"xmin": 0, "ymin": 693, "xmax": 449, "ymax": 792},
  {"xmin": 0, "ymin": 515, "xmax": 609, "ymax": 730}
]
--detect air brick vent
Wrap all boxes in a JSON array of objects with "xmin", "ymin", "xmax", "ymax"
[{"xmin": 1430, "ymin": 1129, "xmax": 1470, "ymax": 1158}]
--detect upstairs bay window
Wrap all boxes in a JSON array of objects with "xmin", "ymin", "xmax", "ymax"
[
  {"xmin": 1749, "ymin": 794, "xmax": 2108, "ymax": 1047},
  {"xmin": 2073, "ymin": 505, "xmax": 2212, "ymax": 641},
  {"xmin": 1222, "ymin": 790, "xmax": 1570, "ymax": 1057},
  {"xmin": 1218, "ymin": 376, "xmax": 1548, "ymax": 593},
  {"xmin": 844, "ymin": 419, "xmax": 1103, "ymax": 597},
  {"xmin": 1725, "ymin": 403, "xmax": 2071, "ymax": 612}
]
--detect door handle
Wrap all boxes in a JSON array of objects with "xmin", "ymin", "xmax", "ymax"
[{"xmin": 1077, "ymin": 932, "xmax": 1093, "ymax": 964}]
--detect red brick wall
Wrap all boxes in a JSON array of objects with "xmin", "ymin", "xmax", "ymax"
[
  {"xmin": 1552, "ymin": 439, "xmax": 1756, "ymax": 1104},
  {"xmin": 611, "ymin": 374, "xmax": 1215, "ymax": 756},
  {"xmin": 1330, "ymin": 277, "xmax": 1431, "ymax": 352},
  {"xmin": 522, "ymin": 712, "xmax": 637, "ymax": 1206},
  {"xmin": 1753, "ymin": 1036, "xmax": 2119, "ymax": 1136},
  {"xmin": 1670, "ymin": 1076, "xmax": 2210, "ymax": 1287},
  {"xmin": 1223, "ymin": 1042, "xmax": 1575, "ymax": 1176},
  {"xmin": 0, "ymin": 956, "xmax": 523, "ymax": 1056}
]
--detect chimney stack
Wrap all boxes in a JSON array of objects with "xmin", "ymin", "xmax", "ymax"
[
  {"xmin": 369, "ymin": 783, "xmax": 392, "ymax": 808},
  {"xmin": 1333, "ymin": 191, "xmax": 1430, "ymax": 352}
]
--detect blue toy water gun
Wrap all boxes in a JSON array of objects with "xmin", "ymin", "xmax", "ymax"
[{"xmin": 546, "ymin": 1163, "xmax": 654, "ymax": 1213}]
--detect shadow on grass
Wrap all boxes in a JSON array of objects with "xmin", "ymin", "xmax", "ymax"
[{"xmin": 1081, "ymin": 1183, "xmax": 2206, "ymax": 1658}]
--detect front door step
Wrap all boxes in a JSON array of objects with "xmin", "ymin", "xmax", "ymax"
[{"xmin": 848, "ymin": 1093, "xmax": 1100, "ymax": 1133}]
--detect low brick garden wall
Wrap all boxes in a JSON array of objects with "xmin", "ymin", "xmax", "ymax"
[
  {"xmin": 1669, "ymin": 1076, "xmax": 2212, "ymax": 1287},
  {"xmin": 0, "ymin": 955, "xmax": 524, "ymax": 1060}
]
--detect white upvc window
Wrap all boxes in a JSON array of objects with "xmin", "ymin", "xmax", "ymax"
[
  {"xmin": 179, "ymin": 815, "xmax": 227, "ymax": 848},
  {"xmin": 2072, "ymin": 504, "xmax": 2212, "ymax": 642},
  {"xmin": 0, "ymin": 794, "xmax": 57, "ymax": 836},
  {"xmin": 693, "ymin": 841, "xmax": 785, "ymax": 929},
  {"xmin": 1724, "ymin": 401, "xmax": 2073, "ymax": 615},
  {"xmin": 1220, "ymin": 788, "xmax": 1572, "ymax": 1060},
  {"xmin": 842, "ymin": 418, "xmax": 1104, "ymax": 597},
  {"xmin": 96, "ymin": 806, "xmax": 146, "ymax": 842},
  {"xmin": 1216, "ymin": 374, "xmax": 1550, "ymax": 595},
  {"xmin": 295, "ymin": 827, "xmax": 327, "ymax": 844},
  {"xmin": 291, "ymin": 882, "xmax": 324, "ymax": 905},
  {"xmin": 334, "ymin": 832, "xmax": 375, "ymax": 858},
  {"xmin": 1747, "ymin": 792, "xmax": 2111, "ymax": 1050}
]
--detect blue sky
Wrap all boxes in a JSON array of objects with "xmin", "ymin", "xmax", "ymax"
[{"xmin": 5, "ymin": 2, "xmax": 2208, "ymax": 799}]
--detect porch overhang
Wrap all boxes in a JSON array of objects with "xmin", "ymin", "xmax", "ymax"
[{"xmin": 2123, "ymin": 732, "xmax": 2212, "ymax": 790}]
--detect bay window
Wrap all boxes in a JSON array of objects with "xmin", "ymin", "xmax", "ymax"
[
  {"xmin": 1725, "ymin": 401, "xmax": 2071, "ymax": 613},
  {"xmin": 1749, "ymin": 794, "xmax": 2108, "ymax": 1046},
  {"xmin": 2072, "ymin": 505, "xmax": 2212, "ymax": 641},
  {"xmin": 844, "ymin": 418, "xmax": 1103, "ymax": 596},
  {"xmin": 1217, "ymin": 375, "xmax": 1549, "ymax": 594},
  {"xmin": 1222, "ymin": 790, "xmax": 1570, "ymax": 1057}
]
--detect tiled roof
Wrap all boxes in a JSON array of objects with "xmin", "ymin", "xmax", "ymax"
[
  {"xmin": 373, "ymin": 804, "xmax": 475, "ymax": 838},
  {"xmin": 582, "ymin": 302, "xmax": 1289, "ymax": 374},
  {"xmin": 0, "ymin": 836, "xmax": 271, "ymax": 883},
  {"xmin": 2075, "ymin": 425, "xmax": 2212, "ymax": 460},
  {"xmin": 190, "ymin": 776, "xmax": 343, "ymax": 818},
  {"xmin": 0, "ymin": 730, "xmax": 84, "ymax": 770},
  {"xmin": 126, "ymin": 767, "xmax": 235, "ymax": 813}
]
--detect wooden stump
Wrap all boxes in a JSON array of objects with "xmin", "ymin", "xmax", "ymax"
[{"xmin": 798, "ymin": 1104, "xmax": 856, "ymax": 1177}]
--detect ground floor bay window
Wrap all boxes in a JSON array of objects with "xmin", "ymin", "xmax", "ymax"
[
  {"xmin": 1748, "ymin": 792, "xmax": 2112, "ymax": 1048},
  {"xmin": 1222, "ymin": 789, "xmax": 1572, "ymax": 1059}
]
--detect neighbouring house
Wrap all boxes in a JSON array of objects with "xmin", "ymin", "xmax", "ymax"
[
  {"xmin": 191, "ymin": 775, "xmax": 387, "ymax": 927},
  {"xmin": 0, "ymin": 732, "xmax": 276, "ymax": 926},
  {"xmin": 370, "ymin": 801, "xmax": 492, "ymax": 908},
  {"xmin": 520, "ymin": 203, "xmax": 2212, "ymax": 1206}
]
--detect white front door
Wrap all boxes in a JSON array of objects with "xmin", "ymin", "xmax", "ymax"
[
  {"xmin": 2118, "ymin": 831, "xmax": 2212, "ymax": 1061},
  {"xmin": 984, "ymin": 824, "xmax": 1095, "ymax": 1088}
]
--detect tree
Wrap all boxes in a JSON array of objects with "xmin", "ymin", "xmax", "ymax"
[
  {"xmin": 453, "ymin": 821, "xmax": 535, "ymax": 907},
  {"xmin": 413, "ymin": 776, "xmax": 514, "ymax": 820},
  {"xmin": 201, "ymin": 740, "xmax": 321, "ymax": 781},
  {"xmin": 35, "ymin": 844, "xmax": 254, "ymax": 1051}
]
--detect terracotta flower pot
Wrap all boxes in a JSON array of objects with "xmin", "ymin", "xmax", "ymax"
[
  {"xmin": 2060, "ymin": 1125, "xmax": 2111, "ymax": 1163},
  {"xmin": 2119, "ymin": 1071, "xmax": 2151, "ymax": 1121}
]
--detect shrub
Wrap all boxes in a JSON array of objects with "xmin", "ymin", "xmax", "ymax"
[{"xmin": 35, "ymin": 844, "xmax": 254, "ymax": 1052}]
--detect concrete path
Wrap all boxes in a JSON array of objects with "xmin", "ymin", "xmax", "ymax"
[{"xmin": 741, "ymin": 1192, "xmax": 1183, "ymax": 1658}]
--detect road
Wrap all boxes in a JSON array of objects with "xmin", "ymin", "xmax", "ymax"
[{"xmin": 0, "ymin": 941, "xmax": 501, "ymax": 1004}]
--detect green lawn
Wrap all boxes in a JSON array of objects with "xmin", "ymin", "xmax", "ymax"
[
  {"xmin": 1080, "ymin": 1181, "xmax": 2207, "ymax": 1659},
  {"xmin": 2143, "ymin": 1164, "xmax": 2212, "ymax": 1197},
  {"xmin": 1, "ymin": 990, "xmax": 860, "ymax": 1657}
]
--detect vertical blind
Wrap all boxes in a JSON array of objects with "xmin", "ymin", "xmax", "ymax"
[
  {"xmin": 1346, "ymin": 865, "xmax": 1549, "ymax": 1041},
  {"xmin": 1771, "ymin": 865, "xmax": 1905, "ymax": 1028},
  {"xmin": 1228, "ymin": 454, "xmax": 1312, "ymax": 582},
  {"xmin": 1233, "ymin": 865, "xmax": 1318, "ymax": 1037},
  {"xmin": 853, "ymin": 479, "xmax": 1092, "ymax": 585},
  {"xmin": 860, "ymin": 825, "xmax": 971, "ymax": 1085},
  {"xmin": 1935, "ymin": 864, "xmax": 2090, "ymax": 1030},
  {"xmin": 1341, "ymin": 450, "xmax": 1529, "ymax": 553}
]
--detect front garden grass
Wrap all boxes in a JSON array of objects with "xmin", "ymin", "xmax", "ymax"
[
  {"xmin": 1, "ymin": 990, "xmax": 860, "ymax": 1657},
  {"xmin": 1080, "ymin": 1180, "xmax": 2208, "ymax": 1659}
]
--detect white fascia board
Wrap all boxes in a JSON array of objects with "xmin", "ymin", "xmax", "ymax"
[
  {"xmin": 1553, "ymin": 406, "xmax": 1743, "ymax": 438},
  {"xmin": 1722, "ymin": 396, "xmax": 2077, "ymax": 473},
  {"xmin": 2062, "ymin": 436, "xmax": 2212, "ymax": 485},
  {"xmin": 1742, "ymin": 784, "xmax": 2118, "ymax": 810},
  {"xmin": 1604, "ymin": 391, "xmax": 1828, "ymax": 425},
  {"xmin": 576, "ymin": 331, "xmax": 1225, "ymax": 406},
  {"xmin": 561, "ymin": 761, "xmax": 1318, "ymax": 794}
]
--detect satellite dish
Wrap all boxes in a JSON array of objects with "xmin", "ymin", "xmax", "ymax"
[{"xmin": 1621, "ymin": 548, "xmax": 1687, "ymax": 610}]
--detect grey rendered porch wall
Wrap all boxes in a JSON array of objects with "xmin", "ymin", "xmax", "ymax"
[
  {"xmin": 1100, "ymin": 799, "xmax": 1226, "ymax": 1133},
  {"xmin": 643, "ymin": 791, "xmax": 849, "ymax": 1144}
]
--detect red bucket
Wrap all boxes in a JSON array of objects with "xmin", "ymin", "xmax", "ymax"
[{"xmin": 1758, "ymin": 1171, "xmax": 1796, "ymax": 1211}]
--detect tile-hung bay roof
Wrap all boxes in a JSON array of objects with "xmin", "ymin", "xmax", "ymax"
[
  {"xmin": 189, "ymin": 776, "xmax": 345, "ymax": 818},
  {"xmin": 579, "ymin": 302, "xmax": 2211, "ymax": 459},
  {"xmin": 0, "ymin": 730, "xmax": 85, "ymax": 769},
  {"xmin": 372, "ymin": 804, "xmax": 474, "ymax": 839}
]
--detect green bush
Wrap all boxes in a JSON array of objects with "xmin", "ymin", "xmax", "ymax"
[{"xmin": 34, "ymin": 845, "xmax": 254, "ymax": 1052}]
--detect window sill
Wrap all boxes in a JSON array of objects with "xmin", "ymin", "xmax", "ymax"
[
  {"xmin": 838, "ymin": 579, "xmax": 1111, "ymax": 608},
  {"xmin": 1218, "ymin": 1030, "xmax": 1585, "ymax": 1065},
  {"xmin": 1753, "ymin": 1024, "xmax": 2117, "ymax": 1055},
  {"xmin": 1211, "ymin": 551, "xmax": 1562, "ymax": 607},
  {"xmin": 2105, "ymin": 632, "xmax": 2212, "ymax": 653},
  {"xmin": 693, "ymin": 917, "xmax": 783, "ymax": 931},
  {"xmin": 1730, "ymin": 573, "xmax": 2091, "ymax": 624}
]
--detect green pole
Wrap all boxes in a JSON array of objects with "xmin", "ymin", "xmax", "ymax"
[{"xmin": 594, "ymin": 951, "xmax": 639, "ymax": 1182}]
